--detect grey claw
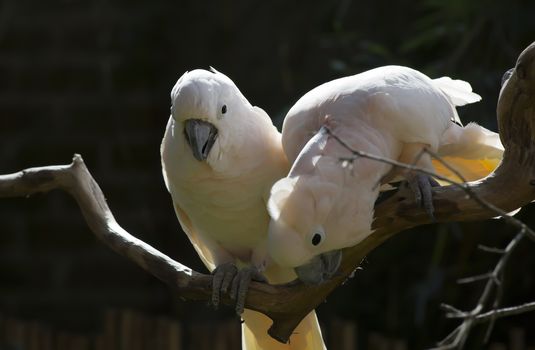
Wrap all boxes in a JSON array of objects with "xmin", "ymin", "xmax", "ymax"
[
  {"xmin": 232, "ymin": 270, "xmax": 250, "ymax": 315},
  {"xmin": 211, "ymin": 263, "xmax": 237, "ymax": 309},
  {"xmin": 221, "ymin": 268, "xmax": 235, "ymax": 293},
  {"xmin": 230, "ymin": 267, "xmax": 267, "ymax": 315},
  {"xmin": 407, "ymin": 173, "xmax": 437, "ymax": 221},
  {"xmin": 408, "ymin": 179, "xmax": 422, "ymax": 204}
]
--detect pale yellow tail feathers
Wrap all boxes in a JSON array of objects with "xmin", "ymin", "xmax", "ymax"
[
  {"xmin": 434, "ymin": 123, "xmax": 503, "ymax": 183},
  {"xmin": 242, "ymin": 309, "xmax": 290, "ymax": 350},
  {"xmin": 432, "ymin": 157, "xmax": 501, "ymax": 183},
  {"xmin": 434, "ymin": 123, "xmax": 522, "ymax": 217},
  {"xmin": 242, "ymin": 309, "xmax": 326, "ymax": 350}
]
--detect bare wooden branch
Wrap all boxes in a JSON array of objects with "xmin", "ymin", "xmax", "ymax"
[
  {"xmin": 430, "ymin": 229, "xmax": 526, "ymax": 349},
  {"xmin": 1, "ymin": 41, "xmax": 535, "ymax": 344},
  {"xmin": 474, "ymin": 301, "xmax": 535, "ymax": 324},
  {"xmin": 477, "ymin": 245, "xmax": 506, "ymax": 254}
]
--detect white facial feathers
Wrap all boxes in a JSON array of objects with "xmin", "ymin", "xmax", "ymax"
[
  {"xmin": 170, "ymin": 68, "xmax": 252, "ymax": 124},
  {"xmin": 267, "ymin": 177, "xmax": 298, "ymax": 221}
]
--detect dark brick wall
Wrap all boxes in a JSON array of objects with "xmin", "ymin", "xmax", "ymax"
[{"xmin": 0, "ymin": 0, "xmax": 534, "ymax": 348}]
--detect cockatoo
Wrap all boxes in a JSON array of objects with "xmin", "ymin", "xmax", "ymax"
[
  {"xmin": 267, "ymin": 65, "xmax": 503, "ymax": 284},
  {"xmin": 160, "ymin": 68, "xmax": 326, "ymax": 349}
]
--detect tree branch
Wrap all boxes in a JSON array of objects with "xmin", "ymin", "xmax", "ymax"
[
  {"xmin": 474, "ymin": 301, "xmax": 535, "ymax": 324},
  {"xmin": 1, "ymin": 41, "xmax": 535, "ymax": 344},
  {"xmin": 430, "ymin": 229, "xmax": 526, "ymax": 349}
]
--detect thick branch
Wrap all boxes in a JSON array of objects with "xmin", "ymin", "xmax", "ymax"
[{"xmin": 1, "ymin": 42, "xmax": 535, "ymax": 343}]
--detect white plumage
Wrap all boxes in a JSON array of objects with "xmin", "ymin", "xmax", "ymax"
[
  {"xmin": 161, "ymin": 69, "xmax": 326, "ymax": 349},
  {"xmin": 267, "ymin": 66, "xmax": 502, "ymax": 278}
]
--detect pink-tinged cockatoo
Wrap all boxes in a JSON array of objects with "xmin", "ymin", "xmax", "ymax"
[
  {"xmin": 160, "ymin": 68, "xmax": 327, "ymax": 349},
  {"xmin": 266, "ymin": 65, "xmax": 503, "ymax": 284}
]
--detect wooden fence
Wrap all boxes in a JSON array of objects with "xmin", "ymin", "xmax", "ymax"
[
  {"xmin": 0, "ymin": 310, "xmax": 532, "ymax": 349},
  {"xmin": 0, "ymin": 309, "xmax": 244, "ymax": 350}
]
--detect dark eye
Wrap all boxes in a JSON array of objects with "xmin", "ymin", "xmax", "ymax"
[
  {"xmin": 221, "ymin": 105, "xmax": 227, "ymax": 114},
  {"xmin": 312, "ymin": 233, "xmax": 322, "ymax": 246}
]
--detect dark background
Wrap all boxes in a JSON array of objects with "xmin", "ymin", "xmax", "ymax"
[{"xmin": 1, "ymin": 0, "xmax": 534, "ymax": 349}]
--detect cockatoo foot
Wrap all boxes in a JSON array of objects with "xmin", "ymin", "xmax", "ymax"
[
  {"xmin": 406, "ymin": 173, "xmax": 440, "ymax": 221},
  {"xmin": 211, "ymin": 263, "xmax": 267, "ymax": 315},
  {"xmin": 211, "ymin": 263, "xmax": 238, "ymax": 309},
  {"xmin": 231, "ymin": 266, "xmax": 267, "ymax": 315}
]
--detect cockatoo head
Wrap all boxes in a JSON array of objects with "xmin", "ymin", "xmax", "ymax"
[
  {"xmin": 169, "ymin": 68, "xmax": 253, "ymax": 163},
  {"xmin": 267, "ymin": 175, "xmax": 355, "ymax": 285}
]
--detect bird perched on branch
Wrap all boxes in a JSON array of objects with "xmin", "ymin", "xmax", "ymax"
[
  {"xmin": 267, "ymin": 66, "xmax": 503, "ymax": 284},
  {"xmin": 161, "ymin": 68, "xmax": 326, "ymax": 349}
]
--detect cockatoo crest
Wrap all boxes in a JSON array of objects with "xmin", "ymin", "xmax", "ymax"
[
  {"xmin": 170, "ymin": 68, "xmax": 252, "ymax": 124},
  {"xmin": 267, "ymin": 177, "xmax": 297, "ymax": 221},
  {"xmin": 268, "ymin": 175, "xmax": 350, "ymax": 269},
  {"xmin": 269, "ymin": 176, "xmax": 339, "ymax": 232}
]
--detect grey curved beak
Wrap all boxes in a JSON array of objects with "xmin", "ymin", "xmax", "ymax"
[
  {"xmin": 294, "ymin": 250, "xmax": 343, "ymax": 285},
  {"xmin": 184, "ymin": 119, "xmax": 218, "ymax": 161}
]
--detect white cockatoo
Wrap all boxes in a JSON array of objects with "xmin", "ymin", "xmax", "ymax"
[
  {"xmin": 266, "ymin": 65, "xmax": 503, "ymax": 284},
  {"xmin": 160, "ymin": 68, "xmax": 326, "ymax": 349}
]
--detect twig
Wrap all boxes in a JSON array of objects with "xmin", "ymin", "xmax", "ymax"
[
  {"xmin": 436, "ymin": 229, "xmax": 526, "ymax": 349},
  {"xmin": 456, "ymin": 273, "xmax": 493, "ymax": 285},
  {"xmin": 477, "ymin": 245, "xmax": 506, "ymax": 254},
  {"xmin": 475, "ymin": 301, "xmax": 535, "ymax": 324}
]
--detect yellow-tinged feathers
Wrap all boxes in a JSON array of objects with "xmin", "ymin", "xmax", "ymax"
[
  {"xmin": 432, "ymin": 158, "xmax": 501, "ymax": 184},
  {"xmin": 434, "ymin": 122, "xmax": 504, "ymax": 183},
  {"xmin": 242, "ymin": 310, "xmax": 325, "ymax": 350}
]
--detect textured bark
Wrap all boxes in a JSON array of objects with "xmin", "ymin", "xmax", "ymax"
[{"xmin": 1, "ymin": 42, "xmax": 534, "ymax": 343}]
